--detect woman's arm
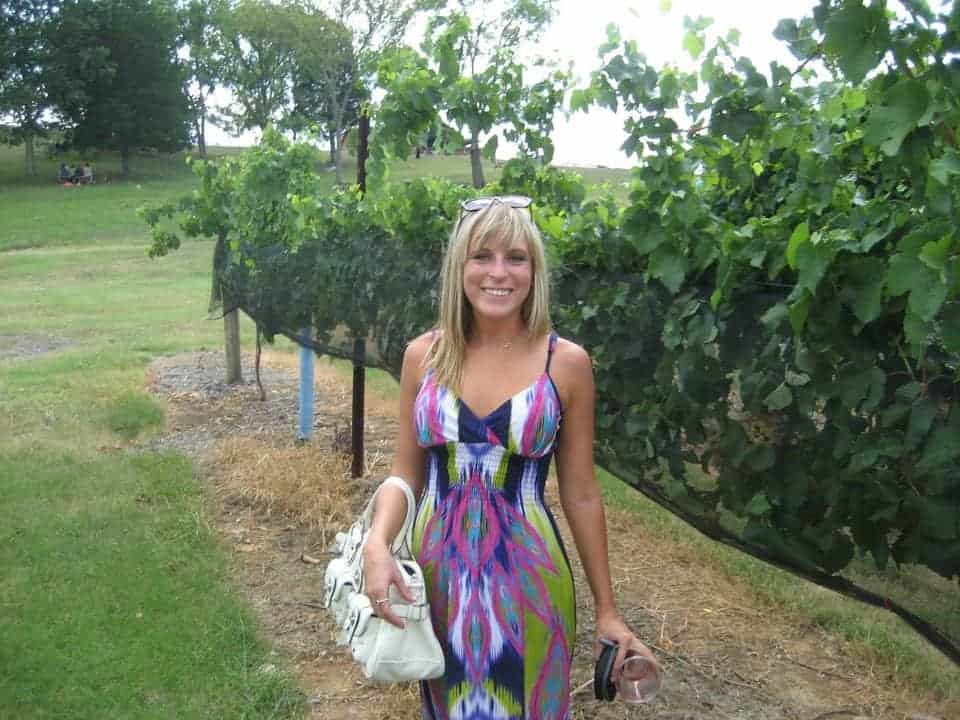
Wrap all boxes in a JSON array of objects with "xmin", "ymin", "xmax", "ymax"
[
  {"xmin": 552, "ymin": 340, "xmax": 654, "ymax": 672},
  {"xmin": 361, "ymin": 333, "xmax": 430, "ymax": 627}
]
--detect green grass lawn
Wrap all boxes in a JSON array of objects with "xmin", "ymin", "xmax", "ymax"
[
  {"xmin": 1, "ymin": 140, "xmax": 955, "ymax": 717},
  {"xmin": 1, "ymin": 141, "xmax": 294, "ymax": 717},
  {"xmin": 0, "ymin": 226, "xmax": 291, "ymax": 717}
]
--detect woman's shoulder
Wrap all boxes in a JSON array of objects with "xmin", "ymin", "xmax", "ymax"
[
  {"xmin": 547, "ymin": 335, "xmax": 593, "ymax": 407},
  {"xmin": 401, "ymin": 330, "xmax": 438, "ymax": 382},
  {"xmin": 550, "ymin": 335, "xmax": 591, "ymax": 372},
  {"xmin": 407, "ymin": 329, "xmax": 438, "ymax": 356}
]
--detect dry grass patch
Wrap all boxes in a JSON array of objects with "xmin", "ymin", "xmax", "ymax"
[{"xmin": 212, "ymin": 435, "xmax": 377, "ymax": 546}]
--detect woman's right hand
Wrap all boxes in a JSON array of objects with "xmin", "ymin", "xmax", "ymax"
[{"xmin": 362, "ymin": 538, "xmax": 414, "ymax": 628}]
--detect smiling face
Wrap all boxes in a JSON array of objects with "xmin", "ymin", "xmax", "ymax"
[
  {"xmin": 434, "ymin": 201, "xmax": 551, "ymax": 357},
  {"xmin": 462, "ymin": 234, "xmax": 533, "ymax": 323}
]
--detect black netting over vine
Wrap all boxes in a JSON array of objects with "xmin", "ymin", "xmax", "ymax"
[{"xmin": 147, "ymin": 124, "xmax": 959, "ymax": 665}]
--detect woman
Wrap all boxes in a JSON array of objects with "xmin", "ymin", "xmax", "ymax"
[{"xmin": 363, "ymin": 196, "xmax": 653, "ymax": 719}]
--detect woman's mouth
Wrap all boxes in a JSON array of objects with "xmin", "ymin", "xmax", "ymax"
[{"xmin": 482, "ymin": 288, "xmax": 512, "ymax": 297}]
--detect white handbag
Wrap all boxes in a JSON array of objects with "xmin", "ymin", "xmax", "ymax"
[{"xmin": 322, "ymin": 476, "xmax": 445, "ymax": 682}]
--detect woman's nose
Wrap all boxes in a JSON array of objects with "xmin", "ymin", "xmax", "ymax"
[{"xmin": 487, "ymin": 256, "xmax": 508, "ymax": 277}]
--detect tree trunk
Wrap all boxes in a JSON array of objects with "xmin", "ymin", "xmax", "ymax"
[
  {"xmin": 357, "ymin": 111, "xmax": 369, "ymax": 195},
  {"xmin": 120, "ymin": 147, "xmax": 131, "ymax": 178},
  {"xmin": 198, "ymin": 114, "xmax": 207, "ymax": 158},
  {"xmin": 24, "ymin": 133, "xmax": 36, "ymax": 176},
  {"xmin": 329, "ymin": 132, "xmax": 336, "ymax": 165},
  {"xmin": 334, "ymin": 132, "xmax": 343, "ymax": 185},
  {"xmin": 470, "ymin": 133, "xmax": 485, "ymax": 188},
  {"xmin": 198, "ymin": 90, "xmax": 207, "ymax": 158},
  {"xmin": 224, "ymin": 309, "xmax": 242, "ymax": 384}
]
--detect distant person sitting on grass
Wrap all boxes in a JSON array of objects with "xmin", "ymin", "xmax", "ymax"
[
  {"xmin": 79, "ymin": 163, "xmax": 94, "ymax": 184},
  {"xmin": 58, "ymin": 162, "xmax": 74, "ymax": 184}
]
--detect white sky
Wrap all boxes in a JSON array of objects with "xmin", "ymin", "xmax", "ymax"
[{"xmin": 207, "ymin": 0, "xmax": 819, "ymax": 167}]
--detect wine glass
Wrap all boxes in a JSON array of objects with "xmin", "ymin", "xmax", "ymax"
[{"xmin": 617, "ymin": 648, "xmax": 662, "ymax": 704}]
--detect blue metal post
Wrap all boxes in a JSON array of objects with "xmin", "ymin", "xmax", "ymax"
[{"xmin": 298, "ymin": 327, "xmax": 314, "ymax": 441}]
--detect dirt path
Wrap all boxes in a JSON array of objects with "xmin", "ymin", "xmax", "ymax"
[{"xmin": 145, "ymin": 350, "xmax": 952, "ymax": 720}]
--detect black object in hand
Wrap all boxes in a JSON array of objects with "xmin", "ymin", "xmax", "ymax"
[{"xmin": 594, "ymin": 638, "xmax": 618, "ymax": 701}]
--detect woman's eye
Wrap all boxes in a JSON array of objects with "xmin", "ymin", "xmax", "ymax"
[{"xmin": 508, "ymin": 254, "xmax": 528, "ymax": 264}]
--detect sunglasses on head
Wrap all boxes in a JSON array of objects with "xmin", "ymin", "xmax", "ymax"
[{"xmin": 460, "ymin": 195, "xmax": 533, "ymax": 213}]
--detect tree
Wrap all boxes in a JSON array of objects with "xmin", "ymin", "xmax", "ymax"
[
  {"xmin": 374, "ymin": 0, "xmax": 562, "ymax": 188},
  {"xmin": 294, "ymin": 0, "xmax": 417, "ymax": 183},
  {"xmin": 46, "ymin": 0, "xmax": 191, "ymax": 177},
  {"xmin": 320, "ymin": 0, "xmax": 418, "ymax": 78},
  {"xmin": 285, "ymin": 7, "xmax": 368, "ymax": 182},
  {"xmin": 178, "ymin": 0, "xmax": 229, "ymax": 158},
  {"xmin": 218, "ymin": 0, "xmax": 300, "ymax": 134},
  {"xmin": 425, "ymin": 0, "xmax": 557, "ymax": 187},
  {"xmin": 0, "ymin": 0, "xmax": 57, "ymax": 176}
]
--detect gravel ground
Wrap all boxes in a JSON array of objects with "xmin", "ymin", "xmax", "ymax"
[{"xmin": 0, "ymin": 333, "xmax": 76, "ymax": 360}]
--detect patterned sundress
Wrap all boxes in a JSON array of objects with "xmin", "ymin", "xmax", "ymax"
[{"xmin": 411, "ymin": 333, "xmax": 576, "ymax": 720}]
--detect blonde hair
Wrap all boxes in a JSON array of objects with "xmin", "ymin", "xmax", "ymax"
[{"xmin": 426, "ymin": 201, "xmax": 551, "ymax": 390}]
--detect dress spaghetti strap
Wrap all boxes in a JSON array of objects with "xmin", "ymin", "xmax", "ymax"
[{"xmin": 545, "ymin": 331, "xmax": 558, "ymax": 373}]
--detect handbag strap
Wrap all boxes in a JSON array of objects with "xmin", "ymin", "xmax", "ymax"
[{"xmin": 361, "ymin": 476, "xmax": 416, "ymax": 558}]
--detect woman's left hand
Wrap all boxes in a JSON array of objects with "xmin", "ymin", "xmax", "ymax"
[{"xmin": 595, "ymin": 611, "xmax": 656, "ymax": 678}]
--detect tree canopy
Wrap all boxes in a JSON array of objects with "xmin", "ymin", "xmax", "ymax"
[
  {"xmin": 178, "ymin": 0, "xmax": 230, "ymax": 158},
  {"xmin": 0, "ymin": 0, "xmax": 57, "ymax": 175},
  {"xmin": 46, "ymin": 0, "xmax": 191, "ymax": 176},
  {"xmin": 287, "ymin": 12, "xmax": 367, "ymax": 181},
  {"xmin": 218, "ymin": 0, "xmax": 300, "ymax": 134},
  {"xmin": 373, "ymin": 0, "xmax": 567, "ymax": 188}
]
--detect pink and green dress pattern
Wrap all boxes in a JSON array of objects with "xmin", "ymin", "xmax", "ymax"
[{"xmin": 412, "ymin": 334, "xmax": 576, "ymax": 720}]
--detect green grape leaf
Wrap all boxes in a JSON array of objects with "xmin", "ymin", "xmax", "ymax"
[
  {"xmin": 863, "ymin": 79, "xmax": 931, "ymax": 156},
  {"xmin": 906, "ymin": 399, "xmax": 938, "ymax": 451},
  {"xmin": 634, "ymin": 226, "xmax": 668, "ymax": 254},
  {"xmin": 908, "ymin": 278, "xmax": 948, "ymax": 322},
  {"xmin": 745, "ymin": 493, "xmax": 772, "ymax": 516},
  {"xmin": 683, "ymin": 30, "xmax": 705, "ymax": 60},
  {"xmin": 840, "ymin": 366, "xmax": 886, "ymax": 411},
  {"xmin": 895, "ymin": 383, "xmax": 923, "ymax": 402},
  {"xmin": 789, "ymin": 293, "xmax": 811, "ymax": 335},
  {"xmin": 881, "ymin": 403, "xmax": 910, "ymax": 428},
  {"xmin": 822, "ymin": 3, "xmax": 888, "ymax": 83},
  {"xmin": 786, "ymin": 221, "xmax": 809, "ymax": 270},
  {"xmin": 850, "ymin": 446, "xmax": 880, "ymax": 472},
  {"xmin": 796, "ymin": 241, "xmax": 836, "ymax": 294},
  {"xmin": 916, "ymin": 412, "xmax": 960, "ymax": 474},
  {"xmin": 841, "ymin": 256, "xmax": 886, "ymax": 325},
  {"xmin": 929, "ymin": 150, "xmax": 960, "ymax": 185},
  {"xmin": 648, "ymin": 246, "xmax": 688, "ymax": 293},
  {"xmin": 904, "ymin": 312, "xmax": 931, "ymax": 347},
  {"xmin": 919, "ymin": 235, "xmax": 953, "ymax": 276},
  {"xmin": 886, "ymin": 252, "xmax": 929, "ymax": 297},
  {"xmin": 765, "ymin": 382, "xmax": 793, "ymax": 411}
]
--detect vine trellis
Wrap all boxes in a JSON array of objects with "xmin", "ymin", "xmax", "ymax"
[{"xmin": 142, "ymin": 1, "xmax": 960, "ymax": 664}]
